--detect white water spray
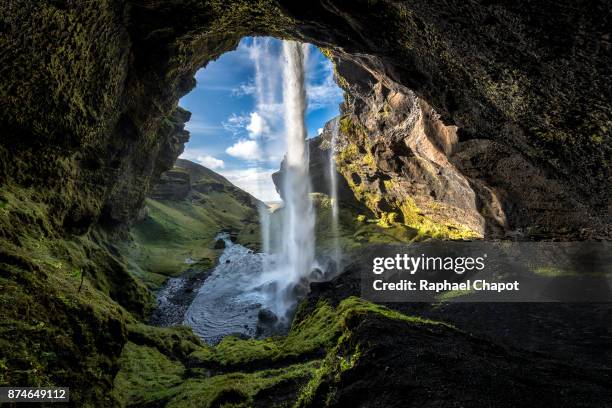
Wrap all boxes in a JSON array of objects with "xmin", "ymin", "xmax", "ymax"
[
  {"xmin": 328, "ymin": 117, "xmax": 342, "ymax": 269},
  {"xmin": 269, "ymin": 41, "xmax": 316, "ymax": 317},
  {"xmin": 249, "ymin": 37, "xmax": 278, "ymax": 255}
]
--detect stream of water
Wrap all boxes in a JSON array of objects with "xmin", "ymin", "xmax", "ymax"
[{"xmin": 183, "ymin": 234, "xmax": 275, "ymax": 344}]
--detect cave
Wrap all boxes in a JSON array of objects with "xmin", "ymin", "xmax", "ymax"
[{"xmin": 1, "ymin": 1, "xmax": 611, "ymax": 407}]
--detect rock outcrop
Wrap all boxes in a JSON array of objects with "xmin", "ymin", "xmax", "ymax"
[
  {"xmin": 149, "ymin": 169, "xmax": 191, "ymax": 201},
  {"xmin": 272, "ymin": 132, "xmax": 361, "ymax": 210}
]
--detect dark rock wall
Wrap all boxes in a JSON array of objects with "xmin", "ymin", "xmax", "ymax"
[{"xmin": 1, "ymin": 0, "xmax": 609, "ymax": 239}]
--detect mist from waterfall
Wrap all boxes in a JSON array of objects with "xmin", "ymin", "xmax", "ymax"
[
  {"xmin": 328, "ymin": 117, "xmax": 342, "ymax": 269},
  {"xmin": 248, "ymin": 37, "xmax": 279, "ymax": 254},
  {"xmin": 264, "ymin": 41, "xmax": 316, "ymax": 319}
]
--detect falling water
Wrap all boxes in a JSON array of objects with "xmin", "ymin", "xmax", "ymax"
[
  {"xmin": 270, "ymin": 40, "xmax": 316, "ymax": 317},
  {"xmin": 328, "ymin": 117, "xmax": 342, "ymax": 269},
  {"xmin": 259, "ymin": 203, "xmax": 271, "ymax": 254},
  {"xmin": 249, "ymin": 37, "xmax": 276, "ymax": 254},
  {"xmin": 181, "ymin": 40, "xmax": 317, "ymax": 343}
]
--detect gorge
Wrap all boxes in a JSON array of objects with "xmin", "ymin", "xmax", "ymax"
[{"xmin": 1, "ymin": 1, "xmax": 611, "ymax": 407}]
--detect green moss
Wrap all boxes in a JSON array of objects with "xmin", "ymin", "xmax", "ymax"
[
  {"xmin": 436, "ymin": 289, "xmax": 475, "ymax": 301},
  {"xmin": 192, "ymin": 297, "xmax": 446, "ymax": 369},
  {"xmin": 376, "ymin": 212, "xmax": 399, "ymax": 227},
  {"xmin": 166, "ymin": 361, "xmax": 319, "ymax": 408},
  {"xmin": 0, "ymin": 184, "xmax": 155, "ymax": 405},
  {"xmin": 112, "ymin": 342, "xmax": 185, "ymax": 407},
  {"xmin": 294, "ymin": 298, "xmax": 449, "ymax": 407},
  {"xmin": 113, "ymin": 297, "xmax": 449, "ymax": 407},
  {"xmin": 190, "ymin": 300, "xmax": 339, "ymax": 368},
  {"xmin": 307, "ymin": 193, "xmax": 424, "ymax": 253},
  {"xmin": 532, "ymin": 266, "xmax": 607, "ymax": 278},
  {"xmin": 126, "ymin": 323, "xmax": 203, "ymax": 360}
]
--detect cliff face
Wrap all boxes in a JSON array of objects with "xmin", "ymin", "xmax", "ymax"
[
  {"xmin": 326, "ymin": 62, "xmax": 486, "ymax": 238},
  {"xmin": 297, "ymin": 53, "xmax": 607, "ymax": 239},
  {"xmin": 272, "ymin": 134, "xmax": 360, "ymax": 209}
]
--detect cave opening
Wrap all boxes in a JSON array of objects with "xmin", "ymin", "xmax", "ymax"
[
  {"xmin": 2, "ymin": 2, "xmax": 611, "ymax": 406},
  {"xmin": 149, "ymin": 36, "xmax": 347, "ymax": 343}
]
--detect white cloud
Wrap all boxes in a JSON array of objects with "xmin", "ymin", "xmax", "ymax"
[
  {"xmin": 317, "ymin": 128, "xmax": 323, "ymax": 135},
  {"xmin": 180, "ymin": 148, "xmax": 224, "ymax": 162},
  {"xmin": 246, "ymin": 112, "xmax": 269, "ymax": 138},
  {"xmin": 195, "ymin": 155, "xmax": 224, "ymax": 169},
  {"xmin": 225, "ymin": 139, "xmax": 263, "ymax": 161},
  {"xmin": 222, "ymin": 113, "xmax": 250, "ymax": 135},
  {"xmin": 220, "ymin": 167, "xmax": 280, "ymax": 202},
  {"xmin": 185, "ymin": 120, "xmax": 224, "ymax": 134},
  {"xmin": 231, "ymin": 81, "xmax": 256, "ymax": 97}
]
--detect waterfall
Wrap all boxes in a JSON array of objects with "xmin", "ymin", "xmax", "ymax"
[
  {"xmin": 272, "ymin": 40, "xmax": 315, "ymax": 317},
  {"xmin": 183, "ymin": 39, "xmax": 328, "ymax": 341},
  {"xmin": 259, "ymin": 203, "xmax": 271, "ymax": 254},
  {"xmin": 328, "ymin": 117, "xmax": 341, "ymax": 269},
  {"xmin": 249, "ymin": 37, "xmax": 275, "ymax": 255}
]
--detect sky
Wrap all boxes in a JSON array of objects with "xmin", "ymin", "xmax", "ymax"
[{"xmin": 179, "ymin": 37, "xmax": 343, "ymax": 202}]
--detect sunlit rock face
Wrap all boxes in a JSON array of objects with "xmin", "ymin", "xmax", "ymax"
[
  {"xmin": 321, "ymin": 54, "xmax": 606, "ymax": 239},
  {"xmin": 330, "ymin": 57, "xmax": 487, "ymax": 237}
]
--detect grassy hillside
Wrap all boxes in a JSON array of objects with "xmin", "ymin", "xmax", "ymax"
[{"xmin": 120, "ymin": 159, "xmax": 262, "ymax": 289}]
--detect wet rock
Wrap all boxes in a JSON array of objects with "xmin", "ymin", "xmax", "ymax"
[
  {"xmin": 291, "ymin": 278, "xmax": 311, "ymax": 299},
  {"xmin": 214, "ymin": 239, "xmax": 226, "ymax": 249},
  {"xmin": 257, "ymin": 308, "xmax": 278, "ymax": 324},
  {"xmin": 309, "ymin": 268, "xmax": 324, "ymax": 281}
]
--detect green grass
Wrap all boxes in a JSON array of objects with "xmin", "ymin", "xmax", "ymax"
[{"xmin": 121, "ymin": 190, "xmax": 260, "ymax": 289}]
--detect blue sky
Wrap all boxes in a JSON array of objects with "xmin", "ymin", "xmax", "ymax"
[{"xmin": 179, "ymin": 37, "xmax": 343, "ymax": 202}]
